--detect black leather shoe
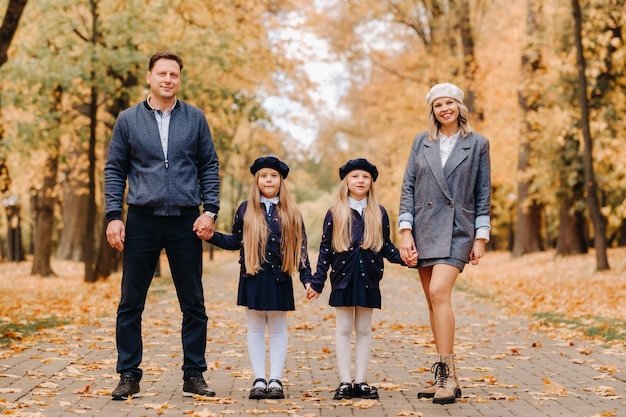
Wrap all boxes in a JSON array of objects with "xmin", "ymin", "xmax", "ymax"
[
  {"xmin": 249, "ymin": 378, "xmax": 267, "ymax": 400},
  {"xmin": 266, "ymin": 378, "xmax": 284, "ymax": 399},
  {"xmin": 353, "ymin": 382, "xmax": 379, "ymax": 399},
  {"xmin": 333, "ymin": 382, "xmax": 352, "ymax": 400},
  {"xmin": 182, "ymin": 375, "xmax": 216, "ymax": 397},
  {"xmin": 111, "ymin": 375, "xmax": 140, "ymax": 400}
]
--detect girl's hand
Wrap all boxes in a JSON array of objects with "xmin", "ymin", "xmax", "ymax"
[
  {"xmin": 469, "ymin": 239, "xmax": 486, "ymax": 265},
  {"xmin": 305, "ymin": 283, "xmax": 320, "ymax": 301},
  {"xmin": 399, "ymin": 229, "xmax": 418, "ymax": 266}
]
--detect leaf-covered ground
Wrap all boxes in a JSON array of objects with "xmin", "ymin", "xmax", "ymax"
[
  {"xmin": 0, "ymin": 249, "xmax": 625, "ymax": 416},
  {"xmin": 1, "ymin": 248, "xmax": 625, "ymax": 352},
  {"xmin": 459, "ymin": 248, "xmax": 626, "ymax": 348}
]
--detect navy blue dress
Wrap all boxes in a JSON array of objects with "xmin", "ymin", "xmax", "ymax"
[
  {"xmin": 209, "ymin": 201, "xmax": 312, "ymax": 311},
  {"xmin": 308, "ymin": 206, "xmax": 404, "ymax": 309}
]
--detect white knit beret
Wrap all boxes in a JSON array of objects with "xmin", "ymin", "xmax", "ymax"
[{"xmin": 426, "ymin": 83, "xmax": 464, "ymax": 106}]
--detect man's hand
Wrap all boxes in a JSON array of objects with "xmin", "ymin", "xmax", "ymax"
[
  {"xmin": 106, "ymin": 219, "xmax": 126, "ymax": 252},
  {"xmin": 193, "ymin": 215, "xmax": 216, "ymax": 240}
]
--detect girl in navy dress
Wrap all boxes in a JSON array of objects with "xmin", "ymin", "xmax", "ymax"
[
  {"xmin": 305, "ymin": 158, "xmax": 414, "ymax": 400},
  {"xmin": 209, "ymin": 156, "xmax": 312, "ymax": 400}
]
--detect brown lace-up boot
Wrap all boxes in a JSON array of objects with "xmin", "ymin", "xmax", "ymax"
[
  {"xmin": 417, "ymin": 361, "xmax": 440, "ymax": 399},
  {"xmin": 417, "ymin": 382, "xmax": 438, "ymax": 399},
  {"xmin": 432, "ymin": 354, "xmax": 461, "ymax": 405}
]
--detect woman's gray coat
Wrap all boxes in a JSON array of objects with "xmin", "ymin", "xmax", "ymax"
[{"xmin": 399, "ymin": 131, "xmax": 491, "ymax": 263}]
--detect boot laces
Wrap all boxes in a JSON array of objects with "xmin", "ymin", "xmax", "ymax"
[{"xmin": 431, "ymin": 361, "xmax": 450, "ymax": 388}]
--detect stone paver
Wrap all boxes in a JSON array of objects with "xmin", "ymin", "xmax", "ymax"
[{"xmin": 1, "ymin": 252, "xmax": 625, "ymax": 417}]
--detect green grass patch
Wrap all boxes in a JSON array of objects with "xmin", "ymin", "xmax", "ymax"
[
  {"xmin": 533, "ymin": 312, "xmax": 626, "ymax": 343},
  {"xmin": 0, "ymin": 317, "xmax": 69, "ymax": 347},
  {"xmin": 455, "ymin": 284, "xmax": 626, "ymax": 345}
]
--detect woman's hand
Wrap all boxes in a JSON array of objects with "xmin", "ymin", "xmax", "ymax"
[
  {"xmin": 469, "ymin": 238, "xmax": 486, "ymax": 265},
  {"xmin": 399, "ymin": 229, "xmax": 418, "ymax": 267}
]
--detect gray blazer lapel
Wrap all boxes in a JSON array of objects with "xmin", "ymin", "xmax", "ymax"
[
  {"xmin": 424, "ymin": 140, "xmax": 453, "ymax": 199},
  {"xmin": 443, "ymin": 136, "xmax": 471, "ymax": 179}
]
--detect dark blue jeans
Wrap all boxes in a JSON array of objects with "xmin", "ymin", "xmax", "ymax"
[{"xmin": 115, "ymin": 210, "xmax": 208, "ymax": 380}]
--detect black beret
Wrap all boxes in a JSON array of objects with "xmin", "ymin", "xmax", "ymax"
[
  {"xmin": 339, "ymin": 158, "xmax": 378, "ymax": 182},
  {"xmin": 250, "ymin": 156, "xmax": 290, "ymax": 179}
]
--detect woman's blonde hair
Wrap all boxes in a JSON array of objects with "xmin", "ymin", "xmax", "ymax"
[
  {"xmin": 242, "ymin": 172, "xmax": 304, "ymax": 276},
  {"xmin": 330, "ymin": 176, "xmax": 383, "ymax": 253},
  {"xmin": 427, "ymin": 101, "xmax": 473, "ymax": 141}
]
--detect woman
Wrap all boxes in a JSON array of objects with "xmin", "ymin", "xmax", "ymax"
[{"xmin": 398, "ymin": 83, "xmax": 491, "ymax": 405}]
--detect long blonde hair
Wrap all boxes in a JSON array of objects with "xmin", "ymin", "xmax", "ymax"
[
  {"xmin": 242, "ymin": 173, "xmax": 304, "ymax": 276},
  {"xmin": 330, "ymin": 178, "xmax": 383, "ymax": 253},
  {"xmin": 427, "ymin": 101, "xmax": 473, "ymax": 141}
]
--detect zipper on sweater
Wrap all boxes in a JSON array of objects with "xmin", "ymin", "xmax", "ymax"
[{"xmin": 165, "ymin": 159, "xmax": 169, "ymax": 169}]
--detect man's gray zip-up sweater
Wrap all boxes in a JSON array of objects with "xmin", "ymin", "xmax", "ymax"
[{"xmin": 104, "ymin": 99, "xmax": 220, "ymax": 221}]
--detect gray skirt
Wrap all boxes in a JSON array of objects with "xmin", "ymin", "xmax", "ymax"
[{"xmin": 417, "ymin": 257, "xmax": 466, "ymax": 272}]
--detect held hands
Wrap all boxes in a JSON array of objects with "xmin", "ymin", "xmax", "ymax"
[
  {"xmin": 305, "ymin": 283, "xmax": 320, "ymax": 301},
  {"xmin": 399, "ymin": 229, "xmax": 418, "ymax": 267},
  {"xmin": 193, "ymin": 215, "xmax": 216, "ymax": 240}
]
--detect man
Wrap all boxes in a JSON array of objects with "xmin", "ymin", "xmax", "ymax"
[{"xmin": 105, "ymin": 51, "xmax": 220, "ymax": 400}]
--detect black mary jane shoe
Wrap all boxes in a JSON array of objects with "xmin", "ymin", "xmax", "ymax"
[
  {"xmin": 333, "ymin": 382, "xmax": 352, "ymax": 400},
  {"xmin": 249, "ymin": 378, "xmax": 267, "ymax": 400},
  {"xmin": 266, "ymin": 378, "xmax": 285, "ymax": 399},
  {"xmin": 352, "ymin": 382, "xmax": 379, "ymax": 400}
]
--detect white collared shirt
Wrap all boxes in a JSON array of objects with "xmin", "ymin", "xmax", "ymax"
[
  {"xmin": 348, "ymin": 196, "xmax": 367, "ymax": 217},
  {"xmin": 260, "ymin": 196, "xmax": 279, "ymax": 215},
  {"xmin": 147, "ymin": 95, "xmax": 177, "ymax": 161},
  {"xmin": 438, "ymin": 130, "xmax": 460, "ymax": 167}
]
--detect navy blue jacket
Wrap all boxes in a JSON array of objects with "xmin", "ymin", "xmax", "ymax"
[
  {"xmin": 209, "ymin": 201, "xmax": 312, "ymax": 284},
  {"xmin": 308, "ymin": 206, "xmax": 404, "ymax": 293},
  {"xmin": 104, "ymin": 99, "xmax": 220, "ymax": 220}
]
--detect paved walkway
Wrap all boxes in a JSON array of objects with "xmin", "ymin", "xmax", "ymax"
[{"xmin": 1, "ymin": 252, "xmax": 625, "ymax": 417}]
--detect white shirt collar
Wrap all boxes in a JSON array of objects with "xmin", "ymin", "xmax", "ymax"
[
  {"xmin": 261, "ymin": 196, "xmax": 279, "ymax": 205},
  {"xmin": 260, "ymin": 196, "xmax": 279, "ymax": 214},
  {"xmin": 348, "ymin": 196, "xmax": 367, "ymax": 215},
  {"xmin": 147, "ymin": 95, "xmax": 177, "ymax": 112}
]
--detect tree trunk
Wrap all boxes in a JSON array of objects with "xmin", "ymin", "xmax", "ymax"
[
  {"xmin": 31, "ymin": 155, "xmax": 58, "ymax": 276},
  {"xmin": 571, "ymin": 0, "xmax": 609, "ymax": 270},
  {"xmin": 555, "ymin": 134, "xmax": 587, "ymax": 256},
  {"xmin": 512, "ymin": 0, "xmax": 544, "ymax": 257},
  {"xmin": 617, "ymin": 221, "xmax": 626, "ymax": 247},
  {"xmin": 83, "ymin": 0, "xmax": 100, "ymax": 282},
  {"xmin": 31, "ymin": 85, "xmax": 63, "ymax": 276},
  {"xmin": 56, "ymin": 146, "xmax": 89, "ymax": 261},
  {"xmin": 0, "ymin": 0, "xmax": 28, "ymax": 67},
  {"xmin": 556, "ymin": 201, "xmax": 588, "ymax": 256},
  {"xmin": 84, "ymin": 83, "xmax": 98, "ymax": 282},
  {"xmin": 513, "ymin": 179, "xmax": 543, "ymax": 257},
  {"xmin": 455, "ymin": 0, "xmax": 483, "ymax": 121},
  {"xmin": 0, "ymin": 0, "xmax": 28, "ymax": 262}
]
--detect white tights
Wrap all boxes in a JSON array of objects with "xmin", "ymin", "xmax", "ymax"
[
  {"xmin": 246, "ymin": 309, "xmax": 288, "ymax": 385},
  {"xmin": 335, "ymin": 306, "xmax": 373, "ymax": 384}
]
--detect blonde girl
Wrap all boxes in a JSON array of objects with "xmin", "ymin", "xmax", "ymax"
[
  {"xmin": 306, "ymin": 158, "xmax": 411, "ymax": 400},
  {"xmin": 209, "ymin": 156, "xmax": 312, "ymax": 400}
]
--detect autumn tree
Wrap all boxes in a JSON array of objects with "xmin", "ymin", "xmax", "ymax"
[
  {"xmin": 5, "ymin": 0, "xmax": 309, "ymax": 279},
  {"xmin": 0, "ymin": 0, "xmax": 28, "ymax": 260},
  {"xmin": 512, "ymin": 0, "xmax": 545, "ymax": 257},
  {"xmin": 571, "ymin": 0, "xmax": 609, "ymax": 270},
  {"xmin": 299, "ymin": 0, "xmax": 493, "ymax": 241}
]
